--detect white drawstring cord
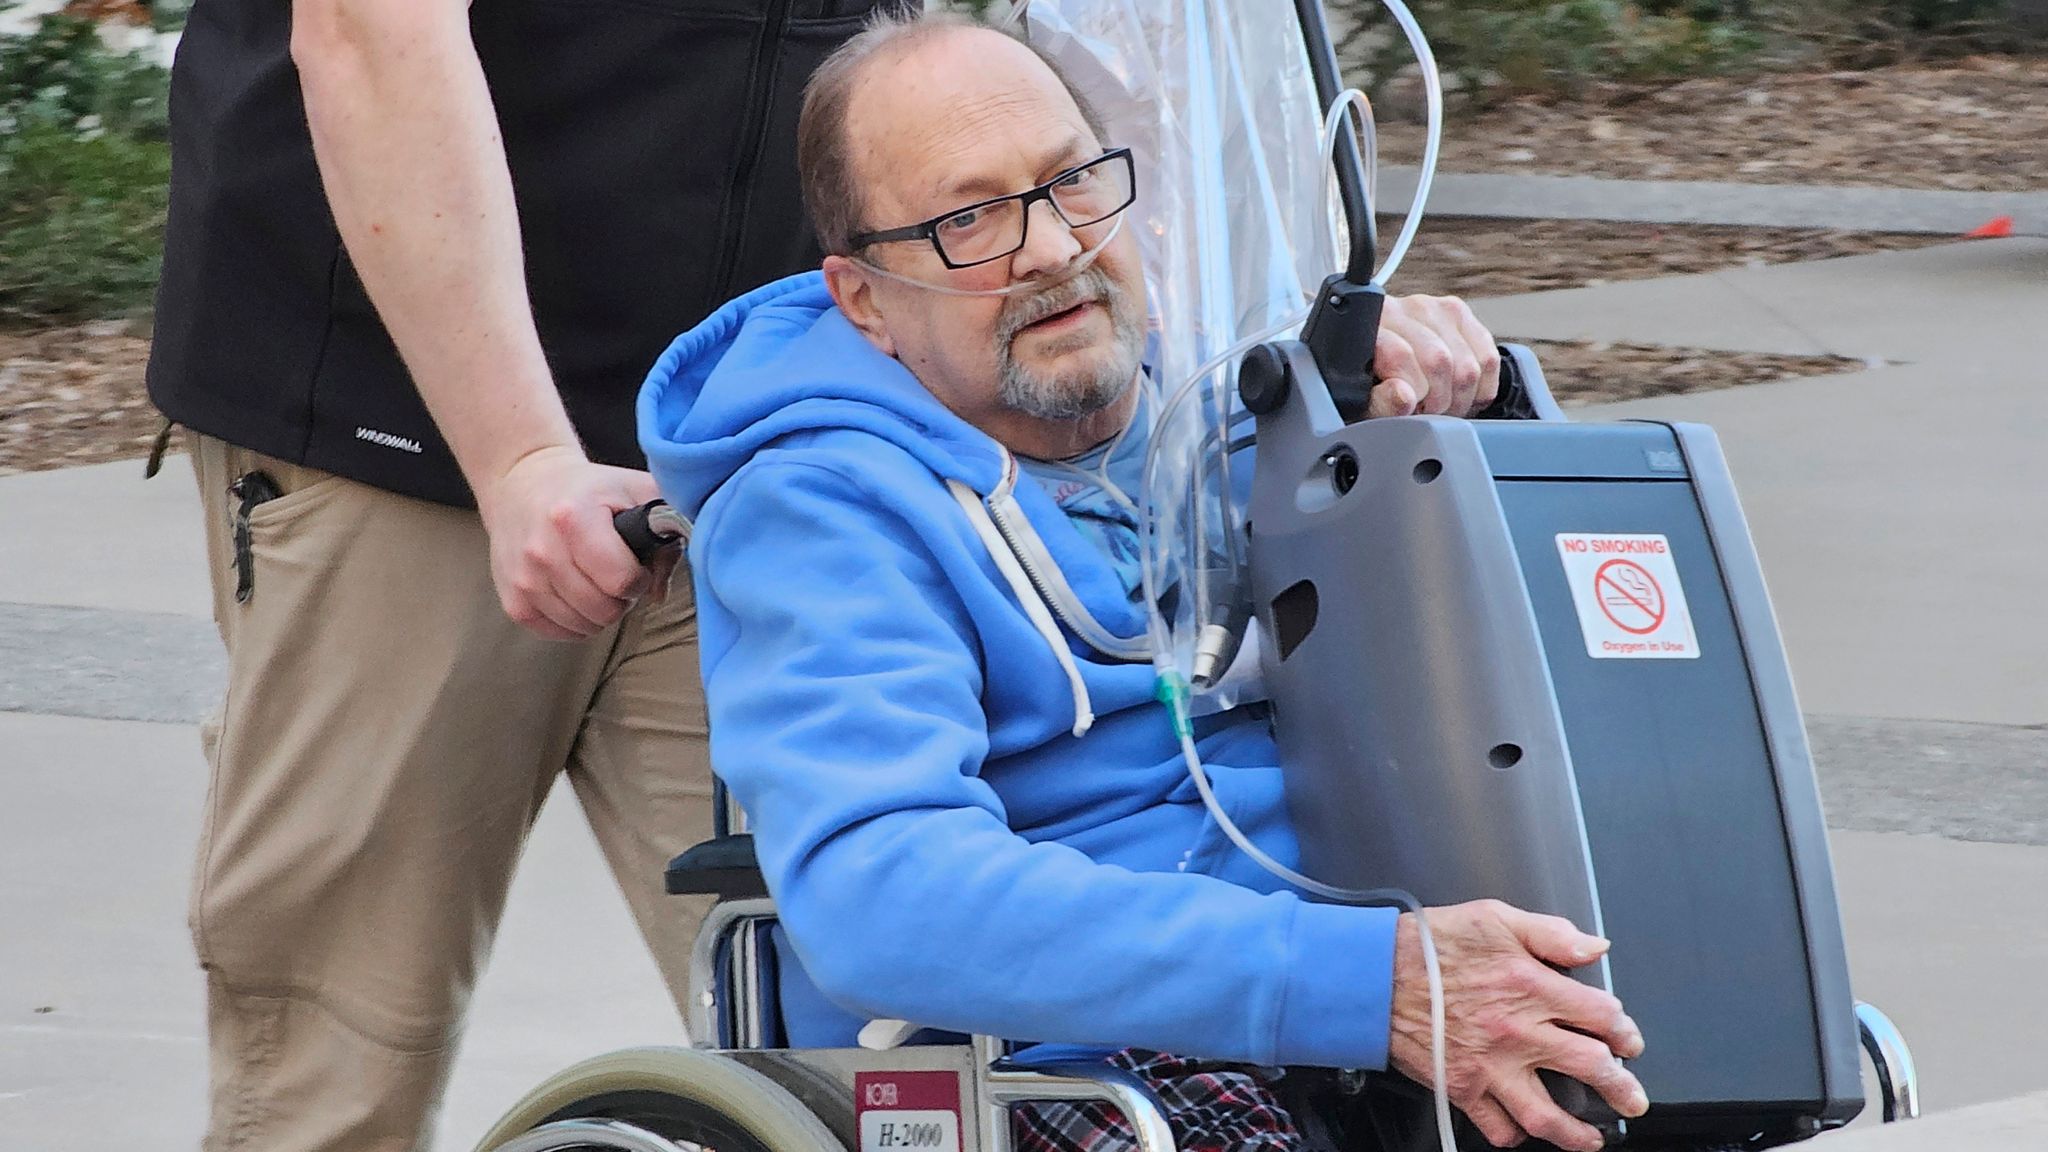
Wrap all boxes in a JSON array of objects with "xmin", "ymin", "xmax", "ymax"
[{"xmin": 949, "ymin": 479, "xmax": 1096, "ymax": 738}]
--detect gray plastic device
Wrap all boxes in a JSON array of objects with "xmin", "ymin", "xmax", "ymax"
[{"xmin": 1243, "ymin": 343, "xmax": 1866, "ymax": 1146}]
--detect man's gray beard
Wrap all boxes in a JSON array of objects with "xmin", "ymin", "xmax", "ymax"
[{"xmin": 993, "ymin": 266, "xmax": 1145, "ymax": 421}]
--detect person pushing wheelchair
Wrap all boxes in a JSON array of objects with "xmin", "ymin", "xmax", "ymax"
[{"xmin": 641, "ymin": 12, "xmax": 1647, "ymax": 1151}]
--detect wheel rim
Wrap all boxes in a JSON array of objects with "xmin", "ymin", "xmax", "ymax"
[
  {"xmin": 497, "ymin": 1089, "xmax": 783, "ymax": 1152},
  {"xmin": 490, "ymin": 1117, "xmax": 687, "ymax": 1152}
]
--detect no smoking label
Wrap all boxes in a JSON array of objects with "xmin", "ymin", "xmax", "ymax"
[{"xmin": 1555, "ymin": 534, "xmax": 1699, "ymax": 659}]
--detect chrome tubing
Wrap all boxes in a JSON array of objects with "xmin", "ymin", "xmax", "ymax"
[
  {"xmin": 1856, "ymin": 1001, "xmax": 1921, "ymax": 1122},
  {"xmin": 490, "ymin": 1118, "xmax": 686, "ymax": 1152},
  {"xmin": 686, "ymin": 897, "xmax": 778, "ymax": 1048},
  {"xmin": 735, "ymin": 916, "xmax": 768, "ymax": 1049},
  {"xmin": 984, "ymin": 1061, "xmax": 1178, "ymax": 1152}
]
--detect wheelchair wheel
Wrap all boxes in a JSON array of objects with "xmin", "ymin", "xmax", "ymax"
[{"xmin": 474, "ymin": 1047, "xmax": 846, "ymax": 1152}]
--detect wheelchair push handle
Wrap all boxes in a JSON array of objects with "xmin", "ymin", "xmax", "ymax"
[{"xmin": 613, "ymin": 499, "xmax": 690, "ymax": 566}]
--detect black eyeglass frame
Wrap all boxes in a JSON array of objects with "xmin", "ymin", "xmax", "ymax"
[{"xmin": 846, "ymin": 148, "xmax": 1136, "ymax": 270}]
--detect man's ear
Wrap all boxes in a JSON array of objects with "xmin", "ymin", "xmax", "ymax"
[{"xmin": 823, "ymin": 254, "xmax": 895, "ymax": 358}]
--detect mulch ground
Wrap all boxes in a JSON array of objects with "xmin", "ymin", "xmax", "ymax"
[
  {"xmin": 15, "ymin": 58, "xmax": 2023, "ymax": 473},
  {"xmin": 1374, "ymin": 56, "xmax": 2048, "ymax": 193},
  {"xmin": 1513, "ymin": 340, "xmax": 1870, "ymax": 408},
  {"xmin": 0, "ymin": 322, "xmax": 160, "ymax": 477},
  {"xmin": 0, "ymin": 220, "xmax": 1919, "ymax": 473},
  {"xmin": 1388, "ymin": 218, "xmax": 1924, "ymax": 405},
  {"xmin": 1387, "ymin": 217, "xmax": 1942, "ymax": 299}
]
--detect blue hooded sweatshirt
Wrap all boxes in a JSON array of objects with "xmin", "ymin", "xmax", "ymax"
[{"xmin": 639, "ymin": 272, "xmax": 1397, "ymax": 1070}]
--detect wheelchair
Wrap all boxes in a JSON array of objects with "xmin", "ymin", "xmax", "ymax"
[
  {"xmin": 490, "ymin": 0, "xmax": 1923, "ymax": 1142},
  {"xmin": 474, "ymin": 786, "xmax": 1922, "ymax": 1152},
  {"xmin": 475, "ymin": 787, "xmax": 1180, "ymax": 1152}
]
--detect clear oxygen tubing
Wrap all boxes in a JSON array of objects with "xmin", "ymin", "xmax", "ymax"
[
  {"xmin": 1139, "ymin": 0, "xmax": 1447, "ymax": 661},
  {"xmin": 1004, "ymin": 0, "xmax": 1456, "ymax": 1140},
  {"xmin": 1137, "ymin": 3, "xmax": 1456, "ymax": 1148},
  {"xmin": 1158, "ymin": 677, "xmax": 1457, "ymax": 1152},
  {"xmin": 1130, "ymin": 75, "xmax": 1364, "ymax": 668},
  {"xmin": 1137, "ymin": 307, "xmax": 1307, "ymax": 659},
  {"xmin": 1364, "ymin": 0, "xmax": 1443, "ymax": 287}
]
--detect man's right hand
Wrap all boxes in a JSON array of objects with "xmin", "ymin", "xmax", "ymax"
[
  {"xmin": 476, "ymin": 446, "xmax": 659, "ymax": 640},
  {"xmin": 296, "ymin": 0, "xmax": 647, "ymax": 641},
  {"xmin": 1389, "ymin": 900, "xmax": 1648, "ymax": 1151}
]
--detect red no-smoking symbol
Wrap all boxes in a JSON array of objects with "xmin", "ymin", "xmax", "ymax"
[{"xmin": 1594, "ymin": 559, "xmax": 1666, "ymax": 635}]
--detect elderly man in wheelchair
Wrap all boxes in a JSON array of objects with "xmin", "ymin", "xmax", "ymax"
[{"xmin": 487, "ymin": 11, "xmax": 1656, "ymax": 1152}]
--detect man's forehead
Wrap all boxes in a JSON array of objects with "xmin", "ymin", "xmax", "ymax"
[{"xmin": 844, "ymin": 29, "xmax": 1096, "ymax": 212}]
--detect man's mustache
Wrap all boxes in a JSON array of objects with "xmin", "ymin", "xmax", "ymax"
[{"xmin": 998, "ymin": 268, "xmax": 1115, "ymax": 338}]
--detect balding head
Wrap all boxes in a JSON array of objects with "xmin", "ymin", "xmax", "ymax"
[
  {"xmin": 801, "ymin": 9, "xmax": 1147, "ymax": 463},
  {"xmin": 797, "ymin": 11, "xmax": 1105, "ymax": 256}
]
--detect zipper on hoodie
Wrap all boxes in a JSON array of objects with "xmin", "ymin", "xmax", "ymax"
[{"xmin": 709, "ymin": 0, "xmax": 795, "ymax": 299}]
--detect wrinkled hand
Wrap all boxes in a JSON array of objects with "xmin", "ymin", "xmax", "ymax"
[
  {"xmin": 477, "ymin": 446, "xmax": 659, "ymax": 640},
  {"xmin": 1390, "ymin": 900, "xmax": 1648, "ymax": 1151},
  {"xmin": 1369, "ymin": 294, "xmax": 1501, "ymax": 418}
]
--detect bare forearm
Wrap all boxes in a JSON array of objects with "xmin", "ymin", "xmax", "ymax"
[{"xmin": 292, "ymin": 0, "xmax": 578, "ymax": 493}]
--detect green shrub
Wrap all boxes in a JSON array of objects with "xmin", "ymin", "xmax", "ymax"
[
  {"xmin": 1752, "ymin": 0, "xmax": 2044, "ymax": 66},
  {"xmin": 0, "ymin": 115, "xmax": 171, "ymax": 326},
  {"xmin": 1, "ymin": 13, "xmax": 169, "ymax": 141},
  {"xmin": 1333, "ymin": 0, "xmax": 2042, "ymax": 100},
  {"xmin": 1339, "ymin": 0, "xmax": 1764, "ymax": 100},
  {"xmin": 0, "ymin": 14, "xmax": 172, "ymax": 326}
]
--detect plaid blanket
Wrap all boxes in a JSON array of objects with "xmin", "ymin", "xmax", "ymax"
[{"xmin": 1009, "ymin": 1050, "xmax": 1306, "ymax": 1152}]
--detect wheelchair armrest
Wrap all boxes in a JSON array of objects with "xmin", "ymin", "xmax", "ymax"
[
  {"xmin": 665, "ymin": 834, "xmax": 769, "ymax": 901},
  {"xmin": 987, "ymin": 1061, "xmax": 1178, "ymax": 1152}
]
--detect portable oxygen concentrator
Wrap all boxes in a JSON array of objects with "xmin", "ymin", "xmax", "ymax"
[{"xmin": 1241, "ymin": 342, "xmax": 1866, "ymax": 1146}]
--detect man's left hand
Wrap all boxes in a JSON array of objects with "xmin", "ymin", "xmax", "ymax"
[{"xmin": 1369, "ymin": 294, "xmax": 1501, "ymax": 419}]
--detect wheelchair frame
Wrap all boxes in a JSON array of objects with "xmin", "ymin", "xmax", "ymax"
[
  {"xmin": 474, "ymin": 791, "xmax": 1180, "ymax": 1152},
  {"xmin": 476, "ymin": 785, "xmax": 1920, "ymax": 1152}
]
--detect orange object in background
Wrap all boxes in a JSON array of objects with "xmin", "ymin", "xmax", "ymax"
[
  {"xmin": 1966, "ymin": 216, "xmax": 2016, "ymax": 239},
  {"xmin": 61, "ymin": 0, "xmax": 150, "ymax": 23}
]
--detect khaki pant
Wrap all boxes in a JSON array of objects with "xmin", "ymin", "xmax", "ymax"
[{"xmin": 186, "ymin": 433, "xmax": 715, "ymax": 1152}]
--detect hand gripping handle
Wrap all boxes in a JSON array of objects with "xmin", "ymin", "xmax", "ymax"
[{"xmin": 612, "ymin": 499, "xmax": 690, "ymax": 566}]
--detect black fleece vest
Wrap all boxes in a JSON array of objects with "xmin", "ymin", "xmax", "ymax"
[{"xmin": 148, "ymin": 0, "xmax": 904, "ymax": 505}]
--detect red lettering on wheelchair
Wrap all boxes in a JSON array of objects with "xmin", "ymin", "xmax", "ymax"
[{"xmin": 856, "ymin": 1071, "xmax": 963, "ymax": 1152}]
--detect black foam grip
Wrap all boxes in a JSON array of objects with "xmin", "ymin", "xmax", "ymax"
[{"xmin": 613, "ymin": 500, "xmax": 673, "ymax": 566}]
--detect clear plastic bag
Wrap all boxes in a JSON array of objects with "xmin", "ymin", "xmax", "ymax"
[{"xmin": 1017, "ymin": 0, "xmax": 1339, "ymax": 710}]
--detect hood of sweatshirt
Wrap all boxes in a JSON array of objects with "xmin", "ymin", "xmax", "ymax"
[
  {"xmin": 640, "ymin": 272, "xmax": 1008, "ymax": 514},
  {"xmin": 640, "ymin": 271, "xmax": 1154, "ymax": 709}
]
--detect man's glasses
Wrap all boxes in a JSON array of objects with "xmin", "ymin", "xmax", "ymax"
[{"xmin": 848, "ymin": 149, "xmax": 1136, "ymax": 270}]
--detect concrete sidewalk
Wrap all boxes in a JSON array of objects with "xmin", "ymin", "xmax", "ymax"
[
  {"xmin": 0, "ymin": 456, "xmax": 683, "ymax": 1151},
  {"xmin": 1377, "ymin": 166, "xmax": 2048, "ymax": 236},
  {"xmin": 1481, "ymin": 238, "xmax": 2048, "ymax": 727},
  {"xmin": 0, "ymin": 710, "xmax": 683, "ymax": 1152},
  {"xmin": 6, "ymin": 238, "xmax": 2046, "ymax": 1149},
  {"xmin": 1814, "ymin": 1090, "xmax": 2048, "ymax": 1150},
  {"xmin": 1498, "ymin": 236, "xmax": 2048, "ymax": 1147}
]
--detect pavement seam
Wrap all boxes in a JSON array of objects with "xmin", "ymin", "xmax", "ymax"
[
  {"xmin": 1704, "ymin": 268, "xmax": 1872, "ymax": 362},
  {"xmin": 1376, "ymin": 167, "xmax": 2048, "ymax": 235}
]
